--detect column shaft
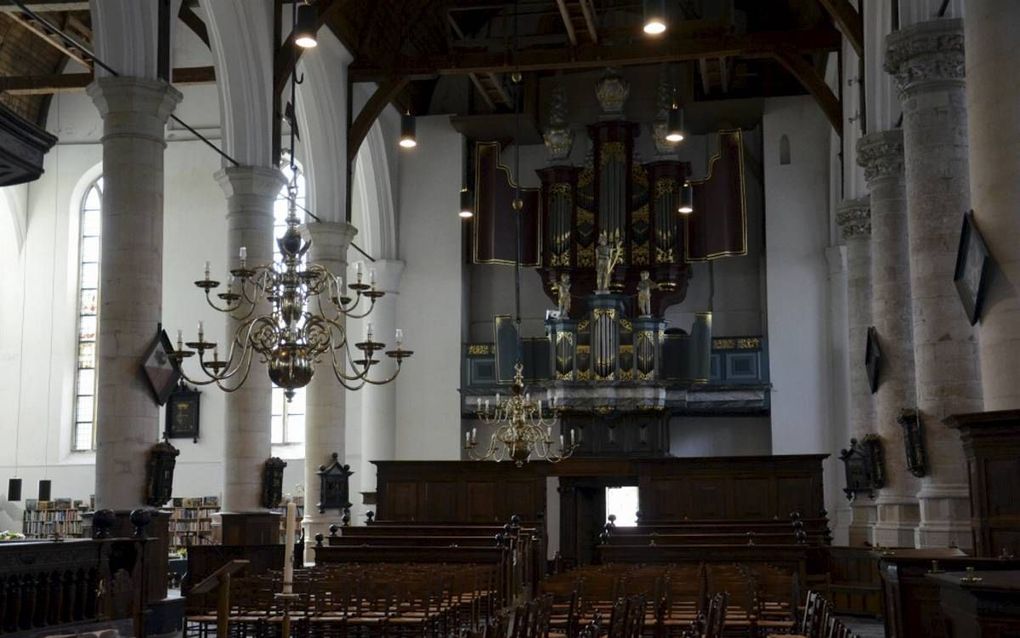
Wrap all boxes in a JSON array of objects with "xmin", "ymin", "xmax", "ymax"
[
  {"xmin": 359, "ymin": 260, "xmax": 404, "ymax": 503},
  {"xmin": 858, "ymin": 130, "xmax": 920, "ymax": 547},
  {"xmin": 216, "ymin": 166, "xmax": 286, "ymax": 517},
  {"xmin": 887, "ymin": 18, "xmax": 981, "ymax": 548},
  {"xmin": 87, "ymin": 77, "xmax": 181, "ymax": 511},
  {"xmin": 302, "ymin": 221, "xmax": 357, "ymax": 542},
  {"xmin": 836, "ymin": 197, "xmax": 877, "ymax": 546},
  {"xmin": 965, "ymin": 0, "xmax": 1020, "ymax": 410}
]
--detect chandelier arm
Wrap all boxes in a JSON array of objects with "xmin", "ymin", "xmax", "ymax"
[
  {"xmin": 342, "ymin": 295, "xmax": 378, "ymax": 320},
  {"xmin": 234, "ymin": 266, "xmax": 273, "ymax": 307},
  {"xmin": 325, "ymin": 356, "xmax": 368, "ymax": 390},
  {"xmin": 203, "ymin": 289, "xmax": 251, "ymax": 317},
  {"xmin": 211, "ymin": 345, "xmax": 259, "ymax": 393},
  {"xmin": 325, "ymin": 337, "xmax": 373, "ymax": 383},
  {"xmin": 359, "ymin": 362, "xmax": 403, "ymax": 386},
  {"xmin": 222, "ymin": 317, "xmax": 272, "ymax": 374},
  {"xmin": 312, "ymin": 289, "xmax": 347, "ymax": 327}
]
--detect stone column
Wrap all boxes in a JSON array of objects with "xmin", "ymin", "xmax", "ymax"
[
  {"xmin": 302, "ymin": 221, "xmax": 357, "ymax": 545},
  {"xmin": 858, "ymin": 130, "xmax": 920, "ymax": 547},
  {"xmin": 216, "ymin": 166, "xmax": 286, "ymax": 543},
  {"xmin": 359, "ymin": 260, "xmax": 405, "ymax": 504},
  {"xmin": 886, "ymin": 19, "xmax": 981, "ymax": 548},
  {"xmin": 87, "ymin": 77, "xmax": 181, "ymax": 511},
  {"xmin": 835, "ymin": 196, "xmax": 878, "ymax": 546},
  {"xmin": 965, "ymin": 0, "xmax": 1020, "ymax": 410}
]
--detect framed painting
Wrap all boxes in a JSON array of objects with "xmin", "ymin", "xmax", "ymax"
[
  {"xmin": 953, "ymin": 210, "xmax": 992, "ymax": 326},
  {"xmin": 142, "ymin": 326, "xmax": 181, "ymax": 405},
  {"xmin": 165, "ymin": 383, "xmax": 201, "ymax": 442},
  {"xmin": 865, "ymin": 326, "xmax": 881, "ymax": 394}
]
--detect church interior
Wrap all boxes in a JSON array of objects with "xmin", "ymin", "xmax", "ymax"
[{"xmin": 0, "ymin": 0, "xmax": 1018, "ymax": 636}]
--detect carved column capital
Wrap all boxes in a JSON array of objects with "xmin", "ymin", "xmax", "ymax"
[
  {"xmin": 885, "ymin": 18, "xmax": 965, "ymax": 96},
  {"xmin": 836, "ymin": 196, "xmax": 872, "ymax": 240},
  {"xmin": 857, "ymin": 129, "xmax": 904, "ymax": 185}
]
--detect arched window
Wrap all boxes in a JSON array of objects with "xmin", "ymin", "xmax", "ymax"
[
  {"xmin": 271, "ymin": 158, "xmax": 307, "ymax": 446},
  {"xmin": 73, "ymin": 178, "xmax": 102, "ymax": 451}
]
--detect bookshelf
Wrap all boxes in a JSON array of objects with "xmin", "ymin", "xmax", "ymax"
[
  {"xmin": 168, "ymin": 496, "xmax": 220, "ymax": 553},
  {"xmin": 22, "ymin": 499, "xmax": 91, "ymax": 538}
]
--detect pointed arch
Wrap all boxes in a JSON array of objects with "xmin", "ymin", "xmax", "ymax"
[{"xmin": 351, "ymin": 121, "xmax": 397, "ymax": 259}]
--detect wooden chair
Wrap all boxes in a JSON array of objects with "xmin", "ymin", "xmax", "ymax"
[{"xmin": 703, "ymin": 592, "xmax": 728, "ymax": 638}]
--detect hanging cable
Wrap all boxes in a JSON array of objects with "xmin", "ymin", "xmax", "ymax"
[
  {"xmin": 512, "ymin": 0, "xmax": 523, "ymax": 365},
  {"xmin": 8, "ymin": 0, "xmax": 377, "ymax": 261}
]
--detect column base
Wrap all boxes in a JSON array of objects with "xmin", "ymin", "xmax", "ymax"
[
  {"xmin": 848, "ymin": 496, "xmax": 878, "ymax": 546},
  {"xmin": 218, "ymin": 511, "xmax": 281, "ymax": 546},
  {"xmin": 302, "ymin": 514, "xmax": 353, "ymax": 563},
  {"xmin": 916, "ymin": 483, "xmax": 973, "ymax": 550},
  {"xmin": 873, "ymin": 494, "xmax": 920, "ymax": 548},
  {"xmin": 104, "ymin": 510, "xmax": 170, "ymax": 603}
]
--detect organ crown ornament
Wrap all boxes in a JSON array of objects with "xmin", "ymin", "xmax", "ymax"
[
  {"xmin": 652, "ymin": 65, "xmax": 681, "ymax": 155},
  {"xmin": 595, "ymin": 68, "xmax": 630, "ymax": 116},
  {"xmin": 543, "ymin": 83, "xmax": 574, "ymax": 161}
]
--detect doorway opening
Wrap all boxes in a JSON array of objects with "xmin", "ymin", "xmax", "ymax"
[{"xmin": 605, "ymin": 486, "xmax": 639, "ymax": 527}]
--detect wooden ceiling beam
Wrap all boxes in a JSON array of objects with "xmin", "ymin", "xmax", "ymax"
[
  {"xmin": 554, "ymin": 0, "xmax": 577, "ymax": 46},
  {"xmin": 6, "ymin": 9, "xmax": 91, "ymax": 69},
  {"xmin": 0, "ymin": 1, "xmax": 89, "ymax": 12},
  {"xmin": 771, "ymin": 48, "xmax": 842, "ymax": 137},
  {"xmin": 0, "ymin": 66, "xmax": 216, "ymax": 95},
  {"xmin": 349, "ymin": 27, "xmax": 842, "ymax": 81},
  {"xmin": 815, "ymin": 0, "xmax": 863, "ymax": 58},
  {"xmin": 178, "ymin": 3, "xmax": 210, "ymax": 48},
  {"xmin": 698, "ymin": 58, "xmax": 711, "ymax": 95},
  {"xmin": 578, "ymin": 0, "xmax": 598, "ymax": 44},
  {"xmin": 469, "ymin": 73, "xmax": 496, "ymax": 110},
  {"xmin": 347, "ymin": 76, "xmax": 409, "ymax": 163}
]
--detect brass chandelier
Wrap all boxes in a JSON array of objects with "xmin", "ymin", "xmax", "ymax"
[
  {"xmin": 465, "ymin": 0, "xmax": 576, "ymax": 465},
  {"xmin": 466, "ymin": 363, "xmax": 577, "ymax": 466},
  {"xmin": 170, "ymin": 172, "xmax": 411, "ymax": 399}
]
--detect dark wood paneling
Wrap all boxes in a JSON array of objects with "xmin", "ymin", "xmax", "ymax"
[
  {"xmin": 827, "ymin": 546, "xmax": 883, "ymax": 617},
  {"xmin": 386, "ymin": 481, "xmax": 420, "ymax": 522},
  {"xmin": 931, "ymin": 571, "xmax": 1020, "ymax": 638},
  {"xmin": 878, "ymin": 550, "xmax": 1020, "ymax": 638},
  {"xmin": 945, "ymin": 410, "xmax": 1020, "ymax": 558},
  {"xmin": 374, "ymin": 462, "xmax": 546, "ymax": 525},
  {"xmin": 466, "ymin": 481, "xmax": 500, "ymax": 523},
  {"xmin": 422, "ymin": 481, "xmax": 459, "ymax": 522},
  {"xmin": 732, "ymin": 477, "xmax": 771, "ymax": 519}
]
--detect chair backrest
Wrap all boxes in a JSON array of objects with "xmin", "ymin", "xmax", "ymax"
[
  {"xmin": 704, "ymin": 592, "xmax": 728, "ymax": 638},
  {"xmin": 800, "ymin": 590, "xmax": 834, "ymax": 638}
]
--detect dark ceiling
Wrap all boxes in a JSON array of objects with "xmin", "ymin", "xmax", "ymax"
[{"xmin": 0, "ymin": 0, "xmax": 845, "ymax": 139}]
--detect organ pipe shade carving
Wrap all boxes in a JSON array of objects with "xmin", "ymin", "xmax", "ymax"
[
  {"xmin": 472, "ymin": 141, "xmax": 541, "ymax": 265},
  {"xmin": 685, "ymin": 130, "xmax": 749, "ymax": 261}
]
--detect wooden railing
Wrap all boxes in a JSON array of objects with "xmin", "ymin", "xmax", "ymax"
[{"xmin": 0, "ymin": 540, "xmax": 108, "ymax": 635}]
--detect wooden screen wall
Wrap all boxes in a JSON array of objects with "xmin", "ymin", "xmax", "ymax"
[
  {"xmin": 373, "ymin": 455, "xmax": 826, "ymax": 526},
  {"xmin": 373, "ymin": 461, "xmax": 547, "ymax": 524}
]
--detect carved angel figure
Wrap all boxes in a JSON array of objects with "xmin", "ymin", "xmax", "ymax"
[
  {"xmin": 637, "ymin": 270, "xmax": 659, "ymax": 317},
  {"xmin": 554, "ymin": 273, "xmax": 571, "ymax": 317},
  {"xmin": 595, "ymin": 234, "xmax": 624, "ymax": 293}
]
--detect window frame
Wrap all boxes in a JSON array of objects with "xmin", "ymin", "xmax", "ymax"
[{"xmin": 72, "ymin": 178, "xmax": 103, "ymax": 452}]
